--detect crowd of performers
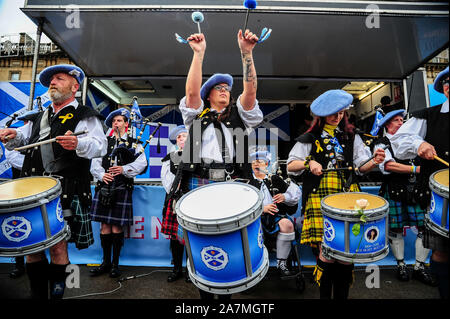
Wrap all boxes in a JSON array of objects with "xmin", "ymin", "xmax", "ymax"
[{"xmin": 0, "ymin": 29, "xmax": 448, "ymax": 300}]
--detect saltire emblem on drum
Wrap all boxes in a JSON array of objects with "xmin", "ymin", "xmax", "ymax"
[
  {"xmin": 201, "ymin": 246, "xmax": 229, "ymax": 271},
  {"xmin": 429, "ymin": 194, "xmax": 436, "ymax": 214},
  {"xmin": 56, "ymin": 199, "xmax": 64, "ymax": 223},
  {"xmin": 258, "ymin": 224, "xmax": 264, "ymax": 249},
  {"xmin": 1, "ymin": 216, "xmax": 32, "ymax": 242},
  {"xmin": 323, "ymin": 218, "xmax": 335, "ymax": 242}
]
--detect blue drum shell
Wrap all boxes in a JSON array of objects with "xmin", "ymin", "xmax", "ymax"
[
  {"xmin": 187, "ymin": 218, "xmax": 264, "ymax": 284},
  {"xmin": 0, "ymin": 197, "xmax": 63, "ymax": 249},
  {"xmin": 428, "ymin": 169, "xmax": 449, "ymax": 235}
]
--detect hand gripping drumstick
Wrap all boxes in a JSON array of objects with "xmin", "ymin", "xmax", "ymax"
[
  {"xmin": 13, "ymin": 130, "xmax": 89, "ymax": 151},
  {"xmin": 434, "ymin": 155, "xmax": 449, "ymax": 167}
]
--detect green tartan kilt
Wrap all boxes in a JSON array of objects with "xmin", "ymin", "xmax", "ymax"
[{"xmin": 382, "ymin": 191, "xmax": 426, "ymax": 231}]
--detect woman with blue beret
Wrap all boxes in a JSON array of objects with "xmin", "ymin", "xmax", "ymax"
[
  {"xmin": 374, "ymin": 110, "xmax": 436, "ymax": 286},
  {"xmin": 287, "ymin": 89, "xmax": 385, "ymax": 299},
  {"xmin": 173, "ymin": 28, "xmax": 263, "ymax": 299},
  {"xmin": 390, "ymin": 66, "xmax": 449, "ymax": 299}
]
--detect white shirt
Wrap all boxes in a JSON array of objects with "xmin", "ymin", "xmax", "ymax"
[
  {"xmin": 253, "ymin": 174, "xmax": 301, "ymax": 207},
  {"xmin": 5, "ymin": 100, "xmax": 107, "ymax": 160},
  {"xmin": 179, "ymin": 95, "xmax": 264, "ymax": 163},
  {"xmin": 90, "ymin": 133, "xmax": 147, "ymax": 181},
  {"xmin": 390, "ymin": 100, "xmax": 448, "ymax": 160},
  {"xmin": 161, "ymin": 157, "xmax": 175, "ymax": 194},
  {"xmin": 374, "ymin": 132, "xmax": 395, "ymax": 175},
  {"xmin": 286, "ymin": 131, "xmax": 372, "ymax": 176},
  {"xmin": 4, "ymin": 149, "xmax": 24, "ymax": 170}
]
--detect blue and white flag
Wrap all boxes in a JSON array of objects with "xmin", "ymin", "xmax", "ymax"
[
  {"xmin": 370, "ymin": 110, "xmax": 384, "ymax": 136},
  {"xmin": 131, "ymin": 98, "xmax": 143, "ymax": 129}
]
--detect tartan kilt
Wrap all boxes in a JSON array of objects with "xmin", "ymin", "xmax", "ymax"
[
  {"xmin": 67, "ymin": 195, "xmax": 94, "ymax": 250},
  {"xmin": 90, "ymin": 186, "xmax": 133, "ymax": 226},
  {"xmin": 300, "ymin": 171, "xmax": 360, "ymax": 248},
  {"xmin": 382, "ymin": 190, "xmax": 426, "ymax": 230},
  {"xmin": 161, "ymin": 198, "xmax": 179, "ymax": 238}
]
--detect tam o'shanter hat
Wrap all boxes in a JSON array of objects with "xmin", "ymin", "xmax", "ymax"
[
  {"xmin": 433, "ymin": 66, "xmax": 449, "ymax": 93},
  {"xmin": 250, "ymin": 150, "xmax": 271, "ymax": 164},
  {"xmin": 310, "ymin": 89, "xmax": 354, "ymax": 117},
  {"xmin": 105, "ymin": 108, "xmax": 131, "ymax": 128},
  {"xmin": 200, "ymin": 73, "xmax": 233, "ymax": 101},
  {"xmin": 377, "ymin": 109, "xmax": 405, "ymax": 128},
  {"xmin": 39, "ymin": 64, "xmax": 85, "ymax": 88},
  {"xmin": 169, "ymin": 125, "xmax": 188, "ymax": 142}
]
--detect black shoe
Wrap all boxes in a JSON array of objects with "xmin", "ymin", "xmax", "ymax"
[
  {"xmin": 167, "ymin": 268, "xmax": 182, "ymax": 282},
  {"xmin": 109, "ymin": 264, "xmax": 122, "ymax": 278},
  {"xmin": 413, "ymin": 267, "xmax": 438, "ymax": 287},
  {"xmin": 90, "ymin": 263, "xmax": 111, "ymax": 277},
  {"xmin": 278, "ymin": 261, "xmax": 296, "ymax": 279},
  {"xmin": 396, "ymin": 264, "xmax": 410, "ymax": 282},
  {"xmin": 9, "ymin": 264, "xmax": 25, "ymax": 279}
]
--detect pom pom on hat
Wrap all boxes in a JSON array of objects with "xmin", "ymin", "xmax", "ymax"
[{"xmin": 310, "ymin": 89, "xmax": 354, "ymax": 117}]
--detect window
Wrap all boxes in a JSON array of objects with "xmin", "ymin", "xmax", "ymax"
[{"xmin": 9, "ymin": 71, "xmax": 20, "ymax": 81}]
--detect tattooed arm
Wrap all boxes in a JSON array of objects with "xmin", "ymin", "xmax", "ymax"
[{"xmin": 238, "ymin": 29, "xmax": 259, "ymax": 111}]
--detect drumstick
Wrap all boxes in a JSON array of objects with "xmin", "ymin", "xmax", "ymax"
[
  {"xmin": 13, "ymin": 130, "xmax": 89, "ymax": 151},
  {"xmin": 434, "ymin": 155, "xmax": 449, "ymax": 167},
  {"xmin": 322, "ymin": 167, "xmax": 353, "ymax": 173}
]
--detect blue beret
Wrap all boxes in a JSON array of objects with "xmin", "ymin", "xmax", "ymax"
[
  {"xmin": 105, "ymin": 108, "xmax": 130, "ymax": 128},
  {"xmin": 169, "ymin": 125, "xmax": 188, "ymax": 142},
  {"xmin": 200, "ymin": 73, "xmax": 233, "ymax": 101},
  {"xmin": 310, "ymin": 90, "xmax": 354, "ymax": 117},
  {"xmin": 39, "ymin": 64, "xmax": 85, "ymax": 88},
  {"xmin": 17, "ymin": 109, "xmax": 40, "ymax": 122},
  {"xmin": 250, "ymin": 151, "xmax": 271, "ymax": 163},
  {"xmin": 433, "ymin": 66, "xmax": 449, "ymax": 93},
  {"xmin": 378, "ymin": 109, "xmax": 405, "ymax": 128}
]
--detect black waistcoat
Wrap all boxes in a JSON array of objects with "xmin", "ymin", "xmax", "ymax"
[
  {"xmin": 411, "ymin": 105, "xmax": 449, "ymax": 208},
  {"xmin": 296, "ymin": 130, "xmax": 356, "ymax": 214},
  {"xmin": 181, "ymin": 104, "xmax": 253, "ymax": 180},
  {"xmin": 21, "ymin": 104, "xmax": 103, "ymax": 209}
]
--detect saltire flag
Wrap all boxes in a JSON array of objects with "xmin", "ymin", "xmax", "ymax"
[{"xmin": 370, "ymin": 110, "xmax": 384, "ymax": 136}]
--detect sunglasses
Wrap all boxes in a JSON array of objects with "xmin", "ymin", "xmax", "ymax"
[{"xmin": 213, "ymin": 84, "xmax": 232, "ymax": 92}]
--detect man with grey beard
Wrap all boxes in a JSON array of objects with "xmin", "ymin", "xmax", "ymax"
[{"xmin": 0, "ymin": 64, "xmax": 107, "ymax": 299}]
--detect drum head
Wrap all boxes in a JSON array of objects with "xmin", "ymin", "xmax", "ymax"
[
  {"xmin": 434, "ymin": 169, "xmax": 449, "ymax": 188},
  {"xmin": 0, "ymin": 177, "xmax": 58, "ymax": 200},
  {"xmin": 323, "ymin": 192, "xmax": 386, "ymax": 211},
  {"xmin": 179, "ymin": 182, "xmax": 260, "ymax": 220}
]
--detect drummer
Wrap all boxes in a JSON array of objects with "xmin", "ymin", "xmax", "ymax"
[
  {"xmin": 287, "ymin": 89, "xmax": 385, "ymax": 299},
  {"xmin": 390, "ymin": 66, "xmax": 449, "ymax": 299},
  {"xmin": 374, "ymin": 110, "xmax": 435, "ymax": 285},
  {"xmin": 172, "ymin": 29, "xmax": 264, "ymax": 299},
  {"xmin": 160, "ymin": 125, "xmax": 189, "ymax": 283},
  {"xmin": 0, "ymin": 64, "xmax": 107, "ymax": 299},
  {"xmin": 248, "ymin": 150, "xmax": 301, "ymax": 278},
  {"xmin": 89, "ymin": 108, "xmax": 147, "ymax": 278}
]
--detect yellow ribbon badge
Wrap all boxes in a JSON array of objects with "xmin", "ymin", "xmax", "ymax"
[
  {"xmin": 59, "ymin": 113, "xmax": 73, "ymax": 124},
  {"xmin": 198, "ymin": 108, "xmax": 210, "ymax": 118},
  {"xmin": 315, "ymin": 140, "xmax": 324, "ymax": 153}
]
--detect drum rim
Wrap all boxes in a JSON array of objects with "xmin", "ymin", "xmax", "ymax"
[
  {"xmin": 187, "ymin": 247, "xmax": 269, "ymax": 294},
  {"xmin": 321, "ymin": 192, "xmax": 389, "ymax": 221},
  {"xmin": 321, "ymin": 242, "xmax": 389, "ymax": 264},
  {"xmin": 425, "ymin": 214, "xmax": 449, "ymax": 238},
  {"xmin": 429, "ymin": 169, "xmax": 449, "ymax": 199},
  {"xmin": 0, "ymin": 176, "xmax": 62, "ymax": 212},
  {"xmin": 0, "ymin": 224, "xmax": 70, "ymax": 257},
  {"xmin": 175, "ymin": 182, "xmax": 264, "ymax": 233}
]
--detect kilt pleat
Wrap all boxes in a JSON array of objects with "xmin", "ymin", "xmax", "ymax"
[{"xmin": 90, "ymin": 187, "xmax": 133, "ymax": 226}]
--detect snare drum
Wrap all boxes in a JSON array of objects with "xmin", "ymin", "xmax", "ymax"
[
  {"xmin": 426, "ymin": 169, "xmax": 449, "ymax": 238},
  {"xmin": 0, "ymin": 176, "xmax": 70, "ymax": 257},
  {"xmin": 321, "ymin": 192, "xmax": 389, "ymax": 263},
  {"xmin": 175, "ymin": 182, "xmax": 269, "ymax": 295}
]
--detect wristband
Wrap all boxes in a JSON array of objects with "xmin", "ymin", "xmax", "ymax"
[{"xmin": 371, "ymin": 158, "xmax": 378, "ymax": 166}]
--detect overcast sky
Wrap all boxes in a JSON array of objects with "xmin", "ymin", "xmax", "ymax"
[{"xmin": 0, "ymin": 0, "xmax": 51, "ymax": 42}]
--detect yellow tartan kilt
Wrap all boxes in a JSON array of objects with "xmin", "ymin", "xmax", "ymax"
[{"xmin": 300, "ymin": 171, "xmax": 360, "ymax": 247}]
